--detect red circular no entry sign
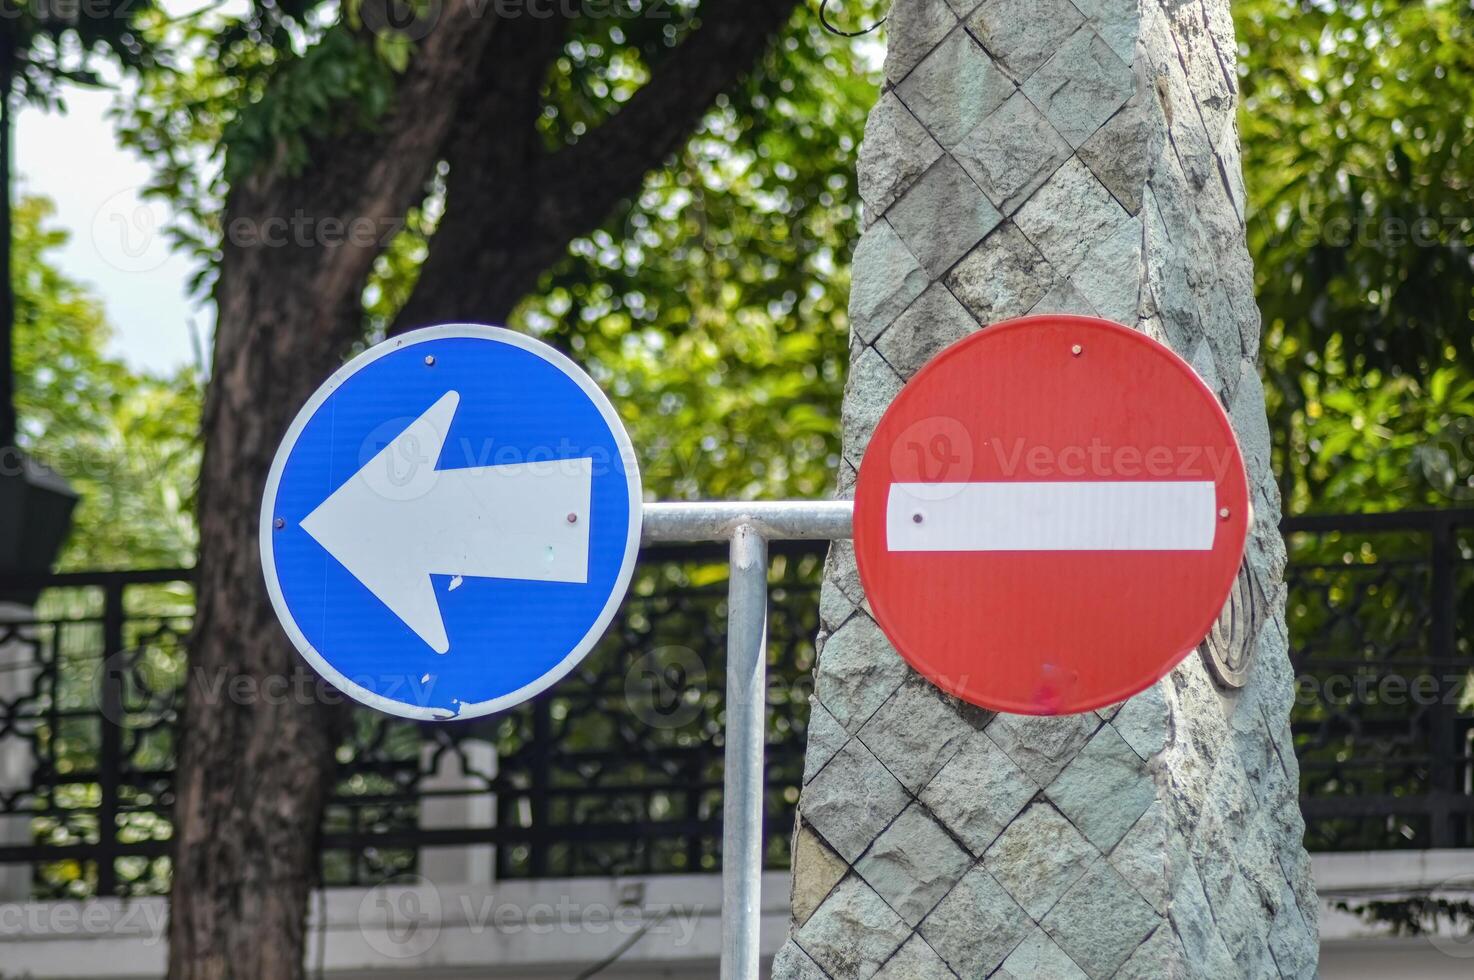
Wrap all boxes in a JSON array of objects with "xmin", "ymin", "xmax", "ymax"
[{"xmin": 853, "ymin": 314, "xmax": 1250, "ymax": 716}]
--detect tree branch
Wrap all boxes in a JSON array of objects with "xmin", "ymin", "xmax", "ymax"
[{"xmin": 391, "ymin": 0, "xmax": 801, "ymax": 332}]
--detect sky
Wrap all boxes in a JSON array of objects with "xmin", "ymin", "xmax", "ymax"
[{"xmin": 17, "ymin": 46, "xmax": 211, "ymax": 378}]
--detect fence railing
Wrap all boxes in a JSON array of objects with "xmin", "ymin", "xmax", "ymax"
[{"xmin": 0, "ymin": 511, "xmax": 1469, "ymax": 898}]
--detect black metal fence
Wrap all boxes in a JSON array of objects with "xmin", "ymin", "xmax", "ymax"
[
  {"xmin": 1284, "ymin": 509, "xmax": 1474, "ymax": 851},
  {"xmin": 0, "ymin": 511, "xmax": 1469, "ymax": 898}
]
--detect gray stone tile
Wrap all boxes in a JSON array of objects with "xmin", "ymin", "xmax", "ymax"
[
  {"xmin": 1043, "ymin": 859, "xmax": 1163, "ymax": 978},
  {"xmin": 944, "ymin": 221, "xmax": 1054, "ymax": 324},
  {"xmin": 985, "ymin": 710, "xmax": 1097, "ymax": 786},
  {"xmin": 859, "ymin": 676, "xmax": 981, "ymax": 793},
  {"xmin": 1267, "ymin": 877, "xmax": 1317, "ymax": 980},
  {"xmin": 850, "ymin": 221, "xmax": 930, "ymax": 343},
  {"xmin": 999, "ymin": 928, "xmax": 1089, "ymax": 980},
  {"xmin": 797, "ymin": 875, "xmax": 913, "ymax": 980},
  {"xmin": 813, "ymin": 614, "xmax": 910, "ymax": 735},
  {"xmin": 1015, "ymin": 157, "xmax": 1130, "ymax": 279},
  {"xmin": 1210, "ymin": 867, "xmax": 1271, "ymax": 963},
  {"xmin": 873, "ymin": 934, "xmax": 958, "ymax": 979},
  {"xmin": 856, "ymin": 803, "xmax": 974, "ymax": 926},
  {"xmin": 954, "ymin": 91, "xmax": 1071, "ymax": 213},
  {"xmin": 1027, "ymin": 278, "xmax": 1099, "ymax": 317},
  {"xmin": 1075, "ymin": 60, "xmax": 1159, "ymax": 216},
  {"xmin": 897, "ymin": 28, "xmax": 1015, "ymax": 148},
  {"xmin": 818, "ymin": 577, "xmax": 858, "ymax": 633},
  {"xmin": 803, "ymin": 698, "xmax": 849, "ymax": 785},
  {"xmin": 920, "ymin": 730, "xmax": 1038, "ymax": 854},
  {"xmin": 842, "ymin": 346, "xmax": 906, "ymax": 468},
  {"xmin": 887, "ymin": 156, "xmax": 1002, "ymax": 277},
  {"xmin": 1046, "ymin": 723, "xmax": 1155, "ymax": 850},
  {"xmin": 802, "ymin": 737, "xmax": 911, "ymax": 864},
  {"xmin": 874, "ymin": 282, "xmax": 978, "ymax": 380},
  {"xmin": 1190, "ymin": 757, "xmax": 1253, "ymax": 916},
  {"xmin": 1068, "ymin": 215, "xmax": 1142, "ymax": 324},
  {"xmin": 858, "ymin": 93, "xmax": 945, "ymax": 220},
  {"xmin": 793, "ymin": 821, "xmax": 850, "ymax": 927},
  {"xmin": 983, "ymin": 801, "xmax": 1097, "ymax": 919},
  {"xmin": 772, "ymin": 939, "xmax": 828, "ymax": 980},
  {"xmin": 1023, "ymin": 26, "xmax": 1135, "ymax": 147},
  {"xmin": 824, "ymin": 538, "xmax": 865, "ymax": 607},
  {"xmin": 1112, "ymin": 924, "xmax": 1185, "ymax": 980},
  {"xmin": 1107, "ymin": 800, "xmax": 1171, "ymax": 913},
  {"xmin": 1168, "ymin": 860, "xmax": 1239, "ymax": 979},
  {"xmin": 885, "ymin": 0, "xmax": 960, "ymax": 83},
  {"xmin": 1071, "ymin": 0, "xmax": 1138, "ymax": 62},
  {"xmin": 1111, "ymin": 681, "xmax": 1168, "ymax": 760},
  {"xmin": 920, "ymin": 864, "xmax": 1031, "ymax": 978},
  {"xmin": 966, "ymin": 0, "xmax": 1084, "ymax": 83}
]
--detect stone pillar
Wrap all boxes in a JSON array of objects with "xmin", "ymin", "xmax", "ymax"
[{"xmin": 774, "ymin": 1, "xmax": 1319, "ymax": 977}]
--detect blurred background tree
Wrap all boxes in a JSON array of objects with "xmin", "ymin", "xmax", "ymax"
[
  {"xmin": 0, "ymin": 0, "xmax": 155, "ymax": 454},
  {"xmin": 12, "ymin": 193, "xmax": 199, "ymax": 570},
  {"xmin": 1239, "ymin": 0, "xmax": 1474, "ymax": 513}
]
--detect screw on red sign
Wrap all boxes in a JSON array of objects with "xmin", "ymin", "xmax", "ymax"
[{"xmin": 852, "ymin": 314, "xmax": 1250, "ymax": 716}]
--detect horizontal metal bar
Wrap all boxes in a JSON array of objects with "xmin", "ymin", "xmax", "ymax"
[
  {"xmin": 641, "ymin": 500, "xmax": 853, "ymax": 544},
  {"xmin": 1282, "ymin": 508, "xmax": 1474, "ymax": 533},
  {"xmin": 0, "ymin": 567, "xmax": 193, "ymax": 590}
]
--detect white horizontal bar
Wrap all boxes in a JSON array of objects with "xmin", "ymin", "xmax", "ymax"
[{"xmin": 887, "ymin": 481, "xmax": 1217, "ymax": 552}]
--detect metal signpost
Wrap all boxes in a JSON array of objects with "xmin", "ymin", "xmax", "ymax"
[
  {"xmin": 261, "ymin": 315, "xmax": 1247, "ymax": 980},
  {"xmin": 641, "ymin": 501, "xmax": 852, "ymax": 980}
]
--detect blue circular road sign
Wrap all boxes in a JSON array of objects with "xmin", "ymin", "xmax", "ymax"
[{"xmin": 261, "ymin": 324, "xmax": 643, "ymax": 720}]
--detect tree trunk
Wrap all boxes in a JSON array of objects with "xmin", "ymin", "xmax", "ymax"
[
  {"xmin": 777, "ymin": 0, "xmax": 1319, "ymax": 977},
  {"xmin": 167, "ymin": 10, "xmax": 499, "ymax": 977}
]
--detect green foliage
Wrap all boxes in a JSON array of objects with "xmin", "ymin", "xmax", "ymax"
[
  {"xmin": 219, "ymin": 23, "xmax": 398, "ymax": 183},
  {"xmin": 0, "ymin": 0, "xmax": 155, "ymax": 106},
  {"xmin": 114, "ymin": 2, "xmax": 398, "ymax": 295},
  {"xmin": 1333, "ymin": 896, "xmax": 1474, "ymax": 938},
  {"xmin": 514, "ymin": 9, "xmax": 881, "ymax": 501},
  {"xmin": 12, "ymin": 195, "xmax": 199, "ymax": 569},
  {"xmin": 1238, "ymin": 0, "xmax": 1474, "ymax": 511}
]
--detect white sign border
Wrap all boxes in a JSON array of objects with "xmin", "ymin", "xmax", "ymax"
[{"xmin": 259, "ymin": 322, "xmax": 645, "ymax": 721}]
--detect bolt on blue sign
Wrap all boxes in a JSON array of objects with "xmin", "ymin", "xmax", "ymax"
[{"xmin": 260, "ymin": 324, "xmax": 643, "ymax": 720}]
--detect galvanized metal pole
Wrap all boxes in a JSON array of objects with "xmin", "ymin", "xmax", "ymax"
[
  {"xmin": 640, "ymin": 500, "xmax": 853, "ymax": 545},
  {"xmin": 721, "ymin": 524, "xmax": 768, "ymax": 980},
  {"xmin": 639, "ymin": 501, "xmax": 852, "ymax": 980}
]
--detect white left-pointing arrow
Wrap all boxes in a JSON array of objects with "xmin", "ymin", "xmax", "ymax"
[{"xmin": 301, "ymin": 390, "xmax": 593, "ymax": 654}]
